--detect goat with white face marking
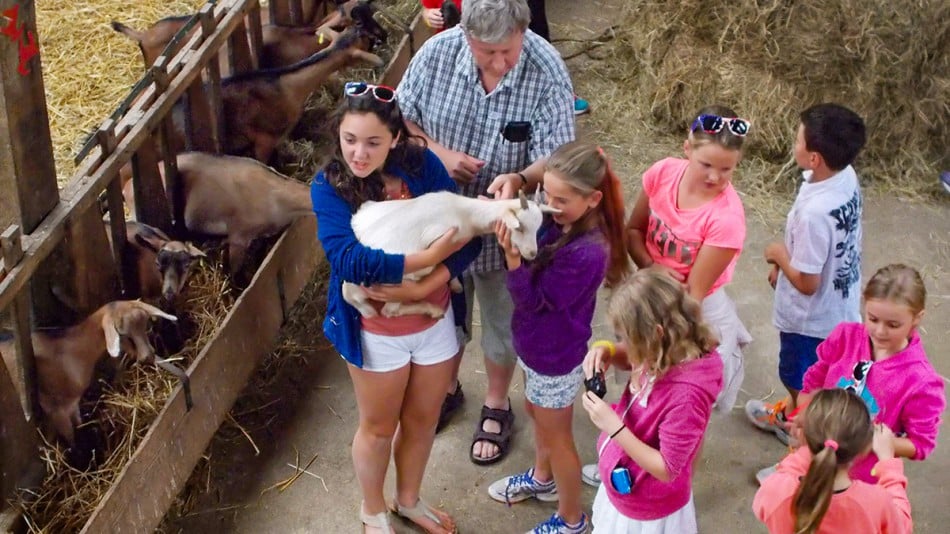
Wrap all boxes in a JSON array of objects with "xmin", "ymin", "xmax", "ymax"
[
  {"xmin": 108, "ymin": 221, "xmax": 205, "ymax": 303},
  {"xmin": 122, "ymin": 152, "xmax": 313, "ymax": 276},
  {"xmin": 0, "ymin": 301, "xmax": 177, "ymax": 445},
  {"xmin": 343, "ymin": 190, "xmax": 559, "ymax": 318}
]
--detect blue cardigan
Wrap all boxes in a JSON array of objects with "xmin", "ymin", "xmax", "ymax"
[{"xmin": 310, "ymin": 148, "xmax": 482, "ymax": 367}]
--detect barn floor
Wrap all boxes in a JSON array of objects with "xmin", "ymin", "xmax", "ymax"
[{"xmin": 167, "ymin": 2, "xmax": 950, "ymax": 533}]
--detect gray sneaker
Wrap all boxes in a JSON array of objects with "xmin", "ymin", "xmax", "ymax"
[
  {"xmin": 581, "ymin": 464, "xmax": 600, "ymax": 487},
  {"xmin": 745, "ymin": 399, "xmax": 791, "ymax": 446},
  {"xmin": 488, "ymin": 467, "xmax": 558, "ymax": 505}
]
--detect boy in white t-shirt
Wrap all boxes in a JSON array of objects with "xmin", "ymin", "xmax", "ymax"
[{"xmin": 746, "ymin": 103, "xmax": 867, "ymax": 446}]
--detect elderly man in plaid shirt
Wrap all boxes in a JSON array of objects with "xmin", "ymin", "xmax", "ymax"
[{"xmin": 398, "ymin": 0, "xmax": 576, "ymax": 465}]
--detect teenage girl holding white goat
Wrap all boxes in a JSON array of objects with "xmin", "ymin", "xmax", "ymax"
[{"xmin": 311, "ymin": 82, "xmax": 480, "ymax": 534}]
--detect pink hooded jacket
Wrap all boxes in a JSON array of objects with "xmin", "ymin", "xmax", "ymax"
[{"xmin": 596, "ymin": 353, "xmax": 723, "ymax": 520}]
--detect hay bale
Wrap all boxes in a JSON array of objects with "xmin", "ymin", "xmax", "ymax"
[
  {"xmin": 611, "ymin": 0, "xmax": 948, "ymax": 193},
  {"xmin": 36, "ymin": 0, "xmax": 207, "ymax": 185}
]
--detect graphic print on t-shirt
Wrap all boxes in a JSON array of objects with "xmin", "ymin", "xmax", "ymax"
[
  {"xmin": 647, "ymin": 212, "xmax": 702, "ymax": 267},
  {"xmin": 830, "ymin": 191, "xmax": 862, "ymax": 298}
]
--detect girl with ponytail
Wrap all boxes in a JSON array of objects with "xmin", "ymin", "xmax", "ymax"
[
  {"xmin": 485, "ymin": 141, "xmax": 629, "ymax": 534},
  {"xmin": 754, "ymin": 388, "xmax": 912, "ymax": 533}
]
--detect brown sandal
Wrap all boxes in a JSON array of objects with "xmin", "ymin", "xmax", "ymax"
[{"xmin": 469, "ymin": 401, "xmax": 514, "ymax": 466}]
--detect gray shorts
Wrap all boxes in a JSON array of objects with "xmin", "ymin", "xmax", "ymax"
[
  {"xmin": 519, "ymin": 360, "xmax": 585, "ymax": 409},
  {"xmin": 463, "ymin": 271, "xmax": 516, "ymax": 365}
]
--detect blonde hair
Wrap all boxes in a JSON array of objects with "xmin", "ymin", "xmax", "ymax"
[
  {"xmin": 542, "ymin": 141, "xmax": 631, "ymax": 286},
  {"xmin": 792, "ymin": 389, "xmax": 873, "ymax": 534},
  {"xmin": 863, "ymin": 263, "xmax": 926, "ymax": 315},
  {"xmin": 608, "ymin": 270, "xmax": 718, "ymax": 376}
]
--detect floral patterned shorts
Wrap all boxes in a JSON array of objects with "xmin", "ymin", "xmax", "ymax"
[{"xmin": 519, "ymin": 360, "xmax": 585, "ymax": 409}]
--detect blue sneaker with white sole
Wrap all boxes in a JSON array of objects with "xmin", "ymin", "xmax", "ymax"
[{"xmin": 528, "ymin": 512, "xmax": 590, "ymax": 534}]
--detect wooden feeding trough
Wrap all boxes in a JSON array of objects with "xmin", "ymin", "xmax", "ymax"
[
  {"xmin": 0, "ymin": 0, "xmax": 334, "ymax": 531},
  {"xmin": 0, "ymin": 0, "xmax": 435, "ymax": 530}
]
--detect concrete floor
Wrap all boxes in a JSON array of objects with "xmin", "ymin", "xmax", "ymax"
[{"xmin": 168, "ymin": 1, "xmax": 950, "ymax": 532}]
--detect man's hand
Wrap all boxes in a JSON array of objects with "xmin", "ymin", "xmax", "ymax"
[
  {"xmin": 422, "ymin": 7, "xmax": 444, "ymax": 29},
  {"xmin": 768, "ymin": 264, "xmax": 780, "ymax": 289},
  {"xmin": 442, "ymin": 150, "xmax": 485, "ymax": 184},
  {"xmin": 486, "ymin": 173, "xmax": 523, "ymax": 199}
]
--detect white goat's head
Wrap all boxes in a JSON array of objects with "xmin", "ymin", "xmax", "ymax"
[{"xmin": 500, "ymin": 190, "xmax": 560, "ymax": 260}]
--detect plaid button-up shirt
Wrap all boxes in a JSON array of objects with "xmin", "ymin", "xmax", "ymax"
[{"xmin": 398, "ymin": 28, "xmax": 576, "ymax": 272}]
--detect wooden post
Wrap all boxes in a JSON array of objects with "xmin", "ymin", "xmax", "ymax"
[
  {"xmin": 0, "ymin": 0, "xmax": 58, "ymax": 234},
  {"xmin": 246, "ymin": 1, "xmax": 263, "ymax": 69},
  {"xmin": 0, "ymin": 226, "xmax": 39, "ymax": 511}
]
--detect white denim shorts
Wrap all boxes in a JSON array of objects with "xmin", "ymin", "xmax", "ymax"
[
  {"xmin": 519, "ymin": 360, "xmax": 585, "ymax": 409},
  {"xmin": 357, "ymin": 306, "xmax": 459, "ymax": 373}
]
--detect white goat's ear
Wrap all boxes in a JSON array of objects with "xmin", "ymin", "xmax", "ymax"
[
  {"xmin": 539, "ymin": 204, "xmax": 562, "ymax": 214},
  {"xmin": 102, "ymin": 313, "xmax": 122, "ymax": 358},
  {"xmin": 502, "ymin": 211, "xmax": 522, "ymax": 230},
  {"xmin": 134, "ymin": 300, "xmax": 178, "ymax": 322}
]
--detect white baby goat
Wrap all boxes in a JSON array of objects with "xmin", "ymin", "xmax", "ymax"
[{"xmin": 343, "ymin": 190, "xmax": 558, "ymax": 319}]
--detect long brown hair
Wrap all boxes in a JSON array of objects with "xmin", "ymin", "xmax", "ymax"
[
  {"xmin": 792, "ymin": 388, "xmax": 874, "ymax": 534},
  {"xmin": 538, "ymin": 141, "xmax": 630, "ymax": 285},
  {"xmin": 608, "ymin": 270, "xmax": 718, "ymax": 377},
  {"xmin": 323, "ymin": 88, "xmax": 426, "ymax": 212}
]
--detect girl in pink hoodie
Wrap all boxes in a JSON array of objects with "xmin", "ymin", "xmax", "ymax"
[
  {"xmin": 793, "ymin": 263, "xmax": 946, "ymax": 483},
  {"xmin": 581, "ymin": 270, "xmax": 723, "ymax": 533}
]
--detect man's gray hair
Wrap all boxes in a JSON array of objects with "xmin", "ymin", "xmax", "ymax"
[{"xmin": 461, "ymin": 0, "xmax": 531, "ymax": 44}]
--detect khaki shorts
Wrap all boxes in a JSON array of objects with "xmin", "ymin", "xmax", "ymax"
[{"xmin": 463, "ymin": 270, "xmax": 516, "ymax": 365}]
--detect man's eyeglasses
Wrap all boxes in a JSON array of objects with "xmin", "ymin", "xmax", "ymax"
[
  {"xmin": 344, "ymin": 82, "xmax": 396, "ymax": 103},
  {"xmin": 690, "ymin": 114, "xmax": 751, "ymax": 137}
]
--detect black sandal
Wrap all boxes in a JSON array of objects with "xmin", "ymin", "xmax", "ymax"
[
  {"xmin": 469, "ymin": 401, "xmax": 514, "ymax": 466},
  {"xmin": 436, "ymin": 381, "xmax": 465, "ymax": 433}
]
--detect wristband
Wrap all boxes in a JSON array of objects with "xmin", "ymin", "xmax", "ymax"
[
  {"xmin": 610, "ymin": 425, "xmax": 625, "ymax": 439},
  {"xmin": 517, "ymin": 172, "xmax": 528, "ymax": 188},
  {"xmin": 592, "ymin": 340, "xmax": 616, "ymax": 358}
]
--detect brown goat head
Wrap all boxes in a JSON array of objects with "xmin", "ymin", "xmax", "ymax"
[{"xmin": 104, "ymin": 300, "xmax": 177, "ymax": 363}]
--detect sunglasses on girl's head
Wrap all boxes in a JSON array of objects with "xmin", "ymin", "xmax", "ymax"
[
  {"xmin": 690, "ymin": 114, "xmax": 751, "ymax": 137},
  {"xmin": 343, "ymin": 82, "xmax": 396, "ymax": 103}
]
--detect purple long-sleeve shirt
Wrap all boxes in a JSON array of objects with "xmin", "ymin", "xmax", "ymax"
[{"xmin": 508, "ymin": 224, "xmax": 608, "ymax": 376}]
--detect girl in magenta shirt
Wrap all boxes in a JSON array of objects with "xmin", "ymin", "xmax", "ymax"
[
  {"xmin": 582, "ymin": 270, "xmax": 723, "ymax": 533},
  {"xmin": 625, "ymin": 105, "xmax": 750, "ymax": 413},
  {"xmin": 797, "ymin": 263, "xmax": 946, "ymax": 483}
]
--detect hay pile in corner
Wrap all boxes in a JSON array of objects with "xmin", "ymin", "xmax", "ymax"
[
  {"xmin": 36, "ymin": 0, "xmax": 206, "ymax": 185},
  {"xmin": 607, "ymin": 0, "xmax": 948, "ymax": 195}
]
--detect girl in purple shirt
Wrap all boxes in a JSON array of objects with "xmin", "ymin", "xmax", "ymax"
[{"xmin": 485, "ymin": 142, "xmax": 629, "ymax": 534}]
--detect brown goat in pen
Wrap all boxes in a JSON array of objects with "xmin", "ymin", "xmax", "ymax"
[
  {"xmin": 207, "ymin": 19, "xmax": 385, "ymax": 161},
  {"xmin": 124, "ymin": 152, "xmax": 313, "ymax": 277},
  {"xmin": 111, "ymin": 0, "xmax": 372, "ymax": 72},
  {"xmin": 0, "ymin": 300, "xmax": 178, "ymax": 446},
  {"xmin": 107, "ymin": 221, "xmax": 206, "ymax": 303}
]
